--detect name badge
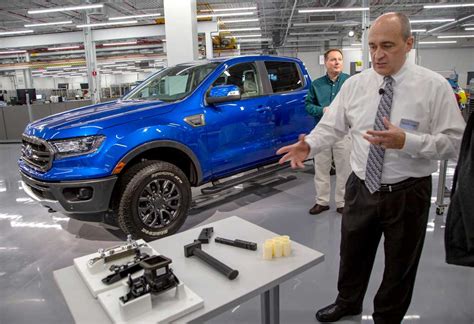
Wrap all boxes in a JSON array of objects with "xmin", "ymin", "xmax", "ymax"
[{"xmin": 400, "ymin": 118, "xmax": 419, "ymax": 131}]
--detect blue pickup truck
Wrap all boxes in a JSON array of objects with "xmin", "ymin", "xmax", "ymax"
[{"xmin": 19, "ymin": 55, "xmax": 314, "ymax": 241}]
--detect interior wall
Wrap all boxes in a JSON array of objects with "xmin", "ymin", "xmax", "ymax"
[
  {"xmin": 417, "ymin": 47, "xmax": 474, "ymax": 88},
  {"xmin": 279, "ymin": 47, "xmax": 472, "ymax": 88}
]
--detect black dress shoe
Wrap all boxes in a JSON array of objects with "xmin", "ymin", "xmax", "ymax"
[
  {"xmin": 315, "ymin": 303, "xmax": 362, "ymax": 322},
  {"xmin": 309, "ymin": 203, "xmax": 330, "ymax": 215},
  {"xmin": 336, "ymin": 207, "xmax": 344, "ymax": 214}
]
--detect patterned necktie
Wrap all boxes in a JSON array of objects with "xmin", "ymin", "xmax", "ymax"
[{"xmin": 365, "ymin": 76, "xmax": 394, "ymax": 194}]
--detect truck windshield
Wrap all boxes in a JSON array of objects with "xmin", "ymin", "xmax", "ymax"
[{"xmin": 124, "ymin": 62, "xmax": 220, "ymax": 102}]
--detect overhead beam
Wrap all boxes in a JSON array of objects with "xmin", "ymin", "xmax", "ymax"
[{"xmin": 0, "ymin": 21, "xmax": 217, "ymax": 49}]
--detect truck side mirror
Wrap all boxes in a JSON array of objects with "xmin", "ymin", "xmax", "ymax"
[{"xmin": 207, "ymin": 85, "xmax": 241, "ymax": 104}]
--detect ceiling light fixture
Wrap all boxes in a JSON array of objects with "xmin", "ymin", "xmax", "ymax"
[
  {"xmin": 293, "ymin": 21, "xmax": 359, "ymax": 27},
  {"xmin": 348, "ymin": 30, "xmax": 355, "ymax": 37},
  {"xmin": 0, "ymin": 30, "xmax": 34, "ymax": 36},
  {"xmin": 200, "ymin": 7, "xmax": 257, "ymax": 12},
  {"xmin": 437, "ymin": 34, "xmax": 474, "ymax": 38},
  {"xmin": 76, "ymin": 20, "xmax": 138, "ymax": 28},
  {"xmin": 419, "ymin": 41, "xmax": 457, "ymax": 44},
  {"xmin": 411, "ymin": 29, "xmax": 427, "ymax": 32},
  {"xmin": 28, "ymin": 4, "xmax": 103, "ymax": 14},
  {"xmin": 410, "ymin": 19, "xmax": 455, "ymax": 24},
  {"xmin": 47, "ymin": 46, "xmax": 81, "ymax": 51},
  {"xmin": 427, "ymin": 14, "xmax": 474, "ymax": 33},
  {"xmin": 218, "ymin": 18, "xmax": 259, "ymax": 24},
  {"xmin": 197, "ymin": 12, "xmax": 254, "ymax": 18},
  {"xmin": 299, "ymin": 7, "xmax": 369, "ymax": 13},
  {"xmin": 424, "ymin": 3, "xmax": 474, "ymax": 9},
  {"xmin": 225, "ymin": 34, "xmax": 262, "ymax": 38},
  {"xmin": 102, "ymin": 41, "xmax": 138, "ymax": 46},
  {"xmin": 109, "ymin": 13, "xmax": 161, "ymax": 20},
  {"xmin": 0, "ymin": 50, "xmax": 27, "ymax": 54},
  {"xmin": 289, "ymin": 31, "xmax": 339, "ymax": 35},
  {"xmin": 24, "ymin": 20, "xmax": 73, "ymax": 27},
  {"xmin": 221, "ymin": 27, "xmax": 261, "ymax": 32},
  {"xmin": 465, "ymin": 27, "xmax": 474, "ymax": 31},
  {"xmin": 462, "ymin": 23, "xmax": 474, "ymax": 26}
]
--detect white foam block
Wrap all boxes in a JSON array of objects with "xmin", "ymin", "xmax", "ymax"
[
  {"xmin": 73, "ymin": 240, "xmax": 157, "ymax": 298},
  {"xmin": 98, "ymin": 282, "xmax": 204, "ymax": 323}
]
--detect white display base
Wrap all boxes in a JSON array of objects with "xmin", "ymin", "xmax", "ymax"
[
  {"xmin": 73, "ymin": 240, "xmax": 157, "ymax": 298},
  {"xmin": 98, "ymin": 282, "xmax": 204, "ymax": 324}
]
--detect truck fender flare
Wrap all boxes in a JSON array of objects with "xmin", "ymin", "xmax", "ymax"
[{"xmin": 118, "ymin": 140, "xmax": 202, "ymax": 184}]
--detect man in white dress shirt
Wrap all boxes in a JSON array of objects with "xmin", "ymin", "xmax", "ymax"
[{"xmin": 277, "ymin": 12, "xmax": 465, "ymax": 323}]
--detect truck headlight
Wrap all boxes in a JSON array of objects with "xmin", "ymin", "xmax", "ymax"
[{"xmin": 49, "ymin": 135, "xmax": 106, "ymax": 159}]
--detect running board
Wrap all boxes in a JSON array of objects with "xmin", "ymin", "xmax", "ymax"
[{"xmin": 201, "ymin": 163, "xmax": 290, "ymax": 195}]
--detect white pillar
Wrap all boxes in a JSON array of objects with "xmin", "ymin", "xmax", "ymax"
[
  {"xmin": 164, "ymin": 0, "xmax": 198, "ymax": 66},
  {"xmin": 205, "ymin": 32, "xmax": 213, "ymax": 59},
  {"xmin": 361, "ymin": 0, "xmax": 370, "ymax": 70},
  {"xmin": 83, "ymin": 14, "xmax": 101, "ymax": 104},
  {"xmin": 24, "ymin": 53, "xmax": 34, "ymax": 89}
]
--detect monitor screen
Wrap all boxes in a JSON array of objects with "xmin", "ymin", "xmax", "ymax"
[
  {"xmin": 36, "ymin": 94, "xmax": 43, "ymax": 100},
  {"xmin": 58, "ymin": 83, "xmax": 69, "ymax": 89},
  {"xmin": 80, "ymin": 83, "xmax": 89, "ymax": 89},
  {"xmin": 16, "ymin": 89, "xmax": 37, "ymax": 104}
]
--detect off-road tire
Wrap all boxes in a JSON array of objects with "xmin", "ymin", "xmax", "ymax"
[{"xmin": 117, "ymin": 160, "xmax": 191, "ymax": 241}]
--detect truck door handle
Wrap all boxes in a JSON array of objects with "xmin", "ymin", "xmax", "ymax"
[{"xmin": 256, "ymin": 105, "xmax": 270, "ymax": 112}]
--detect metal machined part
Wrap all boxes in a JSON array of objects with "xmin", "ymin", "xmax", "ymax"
[{"xmin": 88, "ymin": 235, "xmax": 146, "ymax": 266}]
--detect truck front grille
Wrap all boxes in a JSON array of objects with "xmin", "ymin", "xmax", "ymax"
[{"xmin": 21, "ymin": 135, "xmax": 53, "ymax": 172}]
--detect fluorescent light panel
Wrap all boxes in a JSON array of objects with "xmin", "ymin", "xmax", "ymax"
[
  {"xmin": 410, "ymin": 19, "xmax": 455, "ymax": 24},
  {"xmin": 109, "ymin": 13, "xmax": 161, "ymax": 20},
  {"xmin": 28, "ymin": 4, "xmax": 103, "ymax": 14},
  {"xmin": 419, "ymin": 41, "xmax": 457, "ymax": 44},
  {"xmin": 289, "ymin": 31, "xmax": 339, "ymax": 35},
  {"xmin": 424, "ymin": 3, "xmax": 474, "ymax": 9},
  {"xmin": 437, "ymin": 34, "xmax": 474, "ymax": 38},
  {"xmin": 462, "ymin": 23, "xmax": 474, "ymax": 26},
  {"xmin": 221, "ymin": 27, "xmax": 261, "ymax": 32},
  {"xmin": 197, "ymin": 12, "xmax": 254, "ymax": 18},
  {"xmin": 0, "ymin": 50, "xmax": 26, "ymax": 54},
  {"xmin": 411, "ymin": 29, "xmax": 427, "ymax": 32},
  {"xmin": 0, "ymin": 30, "xmax": 34, "ymax": 36},
  {"xmin": 24, "ymin": 20, "xmax": 72, "ymax": 27},
  {"xmin": 77, "ymin": 20, "xmax": 138, "ymax": 28},
  {"xmin": 47, "ymin": 46, "xmax": 80, "ymax": 51},
  {"xmin": 286, "ymin": 38, "xmax": 330, "ymax": 42},
  {"xmin": 466, "ymin": 27, "xmax": 474, "ymax": 31},
  {"xmin": 293, "ymin": 21, "xmax": 359, "ymax": 27},
  {"xmin": 102, "ymin": 41, "xmax": 138, "ymax": 46},
  {"xmin": 218, "ymin": 18, "xmax": 259, "ymax": 24},
  {"xmin": 299, "ymin": 7, "xmax": 369, "ymax": 13},
  {"xmin": 225, "ymin": 34, "xmax": 262, "ymax": 38},
  {"xmin": 200, "ymin": 7, "xmax": 256, "ymax": 12}
]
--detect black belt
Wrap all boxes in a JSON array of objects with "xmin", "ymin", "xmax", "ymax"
[{"xmin": 358, "ymin": 175, "xmax": 430, "ymax": 193}]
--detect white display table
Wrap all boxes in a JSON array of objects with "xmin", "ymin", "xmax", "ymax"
[{"xmin": 54, "ymin": 216, "xmax": 325, "ymax": 323}]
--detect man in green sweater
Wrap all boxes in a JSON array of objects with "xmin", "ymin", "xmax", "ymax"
[{"xmin": 305, "ymin": 48, "xmax": 351, "ymax": 215}]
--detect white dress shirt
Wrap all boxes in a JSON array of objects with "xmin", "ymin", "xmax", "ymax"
[{"xmin": 305, "ymin": 60, "xmax": 466, "ymax": 184}]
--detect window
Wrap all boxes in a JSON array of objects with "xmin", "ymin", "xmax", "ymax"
[
  {"xmin": 212, "ymin": 62, "xmax": 261, "ymax": 98},
  {"xmin": 264, "ymin": 61, "xmax": 303, "ymax": 93},
  {"xmin": 125, "ymin": 62, "xmax": 219, "ymax": 102}
]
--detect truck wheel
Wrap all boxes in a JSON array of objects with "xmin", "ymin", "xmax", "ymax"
[{"xmin": 117, "ymin": 160, "xmax": 191, "ymax": 241}]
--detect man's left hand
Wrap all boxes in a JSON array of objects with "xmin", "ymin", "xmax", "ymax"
[{"xmin": 363, "ymin": 117, "xmax": 406, "ymax": 149}]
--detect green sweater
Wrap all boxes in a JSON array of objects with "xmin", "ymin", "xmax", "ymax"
[{"xmin": 305, "ymin": 72, "xmax": 350, "ymax": 125}]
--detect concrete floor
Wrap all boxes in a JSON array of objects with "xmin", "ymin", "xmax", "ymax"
[{"xmin": 0, "ymin": 143, "xmax": 473, "ymax": 324}]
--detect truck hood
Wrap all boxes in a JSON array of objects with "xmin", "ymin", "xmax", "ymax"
[{"xmin": 25, "ymin": 99, "xmax": 176, "ymax": 139}]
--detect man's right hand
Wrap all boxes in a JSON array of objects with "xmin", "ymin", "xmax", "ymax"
[{"xmin": 276, "ymin": 134, "xmax": 310, "ymax": 169}]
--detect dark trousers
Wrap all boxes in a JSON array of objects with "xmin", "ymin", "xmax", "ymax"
[{"xmin": 335, "ymin": 173, "xmax": 432, "ymax": 324}]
